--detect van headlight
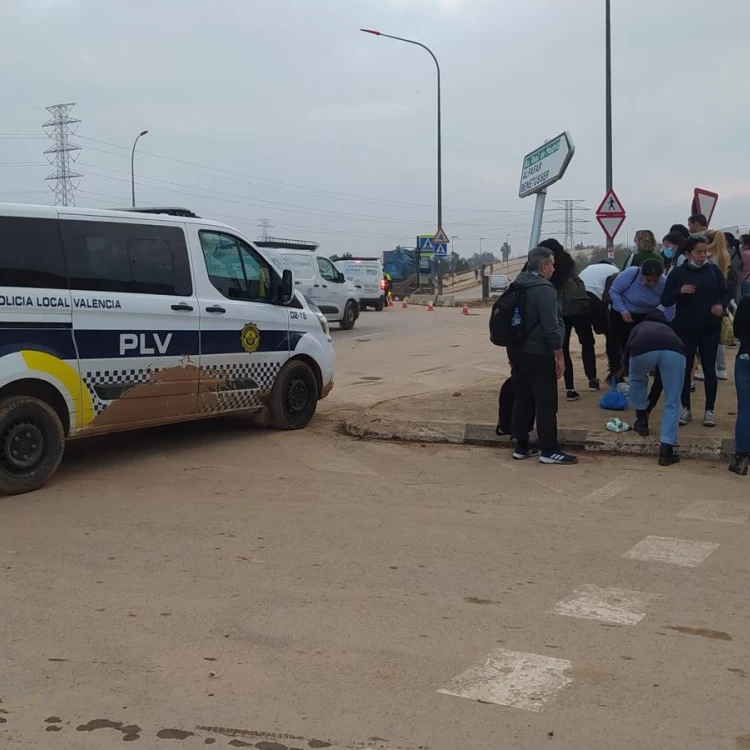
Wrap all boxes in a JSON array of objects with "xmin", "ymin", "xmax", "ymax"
[{"xmin": 307, "ymin": 301, "xmax": 330, "ymax": 335}]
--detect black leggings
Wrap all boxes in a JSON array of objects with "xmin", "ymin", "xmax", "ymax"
[{"xmin": 679, "ymin": 327, "xmax": 721, "ymax": 410}]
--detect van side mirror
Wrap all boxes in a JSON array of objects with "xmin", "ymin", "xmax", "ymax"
[
  {"xmin": 335, "ymin": 270, "xmax": 346, "ymax": 283},
  {"xmin": 278, "ymin": 269, "xmax": 294, "ymax": 304}
]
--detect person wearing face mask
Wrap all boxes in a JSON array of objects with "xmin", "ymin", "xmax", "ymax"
[
  {"xmin": 661, "ymin": 238, "xmax": 730, "ymax": 428},
  {"xmin": 661, "ymin": 232, "xmax": 686, "ymax": 273},
  {"xmin": 622, "ymin": 230, "xmax": 663, "ymax": 270}
]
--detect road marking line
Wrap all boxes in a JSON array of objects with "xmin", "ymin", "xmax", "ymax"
[
  {"xmin": 550, "ymin": 584, "xmax": 660, "ymax": 626},
  {"xmin": 676, "ymin": 500, "xmax": 749, "ymax": 525},
  {"xmin": 622, "ymin": 535, "xmax": 719, "ymax": 568},
  {"xmin": 581, "ymin": 474, "xmax": 632, "ymax": 504},
  {"xmin": 438, "ymin": 648, "xmax": 573, "ymax": 712}
]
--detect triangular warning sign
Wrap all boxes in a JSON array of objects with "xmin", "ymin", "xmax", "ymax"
[
  {"xmin": 692, "ymin": 188, "xmax": 719, "ymax": 225},
  {"xmin": 433, "ymin": 227, "xmax": 450, "ymax": 244},
  {"xmin": 597, "ymin": 214, "xmax": 626, "ymax": 241},
  {"xmin": 596, "ymin": 189, "xmax": 626, "ymax": 216}
]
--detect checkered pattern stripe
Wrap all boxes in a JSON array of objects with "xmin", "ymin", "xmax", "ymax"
[
  {"xmin": 198, "ymin": 360, "xmax": 281, "ymax": 414},
  {"xmin": 82, "ymin": 368, "xmax": 153, "ymax": 416}
]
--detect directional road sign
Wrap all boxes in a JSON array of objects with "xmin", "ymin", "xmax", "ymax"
[
  {"xmin": 518, "ymin": 132, "xmax": 576, "ymax": 198},
  {"xmin": 596, "ymin": 188, "xmax": 626, "ymax": 243},
  {"xmin": 691, "ymin": 188, "xmax": 719, "ymax": 225}
]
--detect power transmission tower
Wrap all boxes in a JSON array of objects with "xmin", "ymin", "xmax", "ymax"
[
  {"xmin": 42, "ymin": 103, "xmax": 82, "ymax": 206},
  {"xmin": 546, "ymin": 200, "xmax": 590, "ymax": 251},
  {"xmin": 257, "ymin": 218, "xmax": 274, "ymax": 241}
]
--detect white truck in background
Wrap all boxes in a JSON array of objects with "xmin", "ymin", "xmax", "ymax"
[{"xmin": 334, "ymin": 257, "xmax": 385, "ymax": 312}]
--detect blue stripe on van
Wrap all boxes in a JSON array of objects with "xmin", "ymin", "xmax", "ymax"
[
  {"xmin": 0, "ymin": 327, "xmax": 304, "ymax": 361},
  {"xmin": 0, "ymin": 327, "xmax": 77, "ymax": 360}
]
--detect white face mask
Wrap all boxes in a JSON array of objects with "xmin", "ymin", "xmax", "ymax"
[{"xmin": 632, "ymin": 241, "xmax": 638, "ymax": 251}]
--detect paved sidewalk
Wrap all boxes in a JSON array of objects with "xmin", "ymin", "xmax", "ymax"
[{"xmin": 344, "ymin": 352, "xmax": 739, "ymax": 461}]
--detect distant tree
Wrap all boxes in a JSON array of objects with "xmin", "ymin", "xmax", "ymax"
[
  {"xmin": 330, "ymin": 252, "xmax": 353, "ymax": 262},
  {"xmin": 501, "ymin": 242, "xmax": 511, "ymax": 262}
]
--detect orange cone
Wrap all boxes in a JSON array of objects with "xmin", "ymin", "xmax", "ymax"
[
  {"xmin": 402, "ymin": 299, "xmax": 408, "ymax": 309},
  {"xmin": 427, "ymin": 300, "xmax": 434, "ymax": 312},
  {"xmin": 461, "ymin": 302, "xmax": 469, "ymax": 315}
]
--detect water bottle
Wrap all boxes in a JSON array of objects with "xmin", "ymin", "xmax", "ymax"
[{"xmin": 511, "ymin": 307, "xmax": 521, "ymax": 327}]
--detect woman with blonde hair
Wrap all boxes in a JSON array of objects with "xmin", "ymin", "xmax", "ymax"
[
  {"xmin": 623, "ymin": 230, "xmax": 663, "ymax": 269},
  {"xmin": 699, "ymin": 230, "xmax": 732, "ymax": 380}
]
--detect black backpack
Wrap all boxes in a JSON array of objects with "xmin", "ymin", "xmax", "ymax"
[{"xmin": 489, "ymin": 283, "xmax": 531, "ymax": 347}]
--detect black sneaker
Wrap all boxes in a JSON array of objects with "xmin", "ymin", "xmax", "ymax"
[
  {"xmin": 566, "ymin": 390, "xmax": 581, "ymax": 402},
  {"xmin": 539, "ymin": 450, "xmax": 578, "ymax": 465},
  {"xmin": 512, "ymin": 446, "xmax": 539, "ymax": 460},
  {"xmin": 495, "ymin": 422, "xmax": 509, "ymax": 437},
  {"xmin": 588, "ymin": 378, "xmax": 600, "ymax": 392}
]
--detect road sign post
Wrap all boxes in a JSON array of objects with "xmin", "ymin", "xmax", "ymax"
[
  {"xmin": 596, "ymin": 188, "xmax": 626, "ymax": 259},
  {"xmin": 518, "ymin": 132, "xmax": 575, "ymax": 250}
]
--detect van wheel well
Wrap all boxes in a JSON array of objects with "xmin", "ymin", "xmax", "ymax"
[
  {"xmin": 0, "ymin": 379, "xmax": 71, "ymax": 435},
  {"xmin": 289, "ymin": 355, "xmax": 323, "ymax": 397}
]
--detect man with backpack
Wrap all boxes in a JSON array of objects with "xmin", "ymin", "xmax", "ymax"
[{"xmin": 495, "ymin": 246, "xmax": 578, "ymax": 465}]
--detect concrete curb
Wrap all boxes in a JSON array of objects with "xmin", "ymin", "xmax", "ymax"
[{"xmin": 343, "ymin": 413, "xmax": 735, "ymax": 461}]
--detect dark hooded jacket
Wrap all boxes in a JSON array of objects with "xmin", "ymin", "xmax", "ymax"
[
  {"xmin": 512, "ymin": 270, "xmax": 564, "ymax": 357},
  {"xmin": 622, "ymin": 310, "xmax": 686, "ymax": 370}
]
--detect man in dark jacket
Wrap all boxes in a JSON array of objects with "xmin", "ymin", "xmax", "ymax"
[
  {"xmin": 623, "ymin": 311, "xmax": 686, "ymax": 466},
  {"xmin": 510, "ymin": 246, "xmax": 578, "ymax": 465}
]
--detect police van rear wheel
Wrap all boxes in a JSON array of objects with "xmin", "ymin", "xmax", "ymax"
[
  {"xmin": 374, "ymin": 297, "xmax": 384, "ymax": 312},
  {"xmin": 268, "ymin": 361, "xmax": 319, "ymax": 430},
  {"xmin": 0, "ymin": 396, "xmax": 65, "ymax": 495},
  {"xmin": 340, "ymin": 301, "xmax": 357, "ymax": 330}
]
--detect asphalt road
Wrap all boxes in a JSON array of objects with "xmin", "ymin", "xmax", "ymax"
[{"xmin": 1, "ymin": 307, "xmax": 748, "ymax": 750}]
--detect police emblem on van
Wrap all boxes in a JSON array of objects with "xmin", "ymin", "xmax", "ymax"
[{"xmin": 240, "ymin": 323, "xmax": 261, "ymax": 353}]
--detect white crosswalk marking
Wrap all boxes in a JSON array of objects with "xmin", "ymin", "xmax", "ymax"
[{"xmin": 622, "ymin": 536, "xmax": 719, "ymax": 568}]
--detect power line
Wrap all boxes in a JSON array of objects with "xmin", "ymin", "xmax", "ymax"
[
  {"xmin": 74, "ymin": 134, "xmax": 532, "ymax": 216},
  {"xmin": 42, "ymin": 103, "xmax": 82, "ymax": 206}
]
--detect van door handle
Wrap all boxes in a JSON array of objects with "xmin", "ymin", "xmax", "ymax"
[
  {"xmin": 322, "ymin": 284, "xmax": 328, "ymax": 288},
  {"xmin": 205, "ymin": 305, "xmax": 226, "ymax": 314},
  {"xmin": 171, "ymin": 303, "xmax": 194, "ymax": 311},
  {"xmin": 313, "ymin": 284, "xmax": 320, "ymax": 287}
]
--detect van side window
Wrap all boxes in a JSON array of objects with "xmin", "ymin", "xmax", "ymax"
[
  {"xmin": 200, "ymin": 231, "xmax": 272, "ymax": 301},
  {"xmin": 61, "ymin": 220, "xmax": 192, "ymax": 296},
  {"xmin": 0, "ymin": 216, "xmax": 67, "ymax": 289},
  {"xmin": 317, "ymin": 257, "xmax": 338, "ymax": 283}
]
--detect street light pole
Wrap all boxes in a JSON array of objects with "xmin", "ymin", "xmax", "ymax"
[
  {"xmin": 451, "ymin": 235, "xmax": 458, "ymax": 282},
  {"xmin": 131, "ymin": 129, "xmax": 149, "ymax": 207},
  {"xmin": 605, "ymin": 0, "xmax": 613, "ymax": 259},
  {"xmin": 360, "ymin": 28, "xmax": 443, "ymax": 291}
]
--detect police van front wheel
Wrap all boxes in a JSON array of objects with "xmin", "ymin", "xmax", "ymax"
[
  {"xmin": 268, "ymin": 361, "xmax": 319, "ymax": 430},
  {"xmin": 0, "ymin": 396, "xmax": 65, "ymax": 495}
]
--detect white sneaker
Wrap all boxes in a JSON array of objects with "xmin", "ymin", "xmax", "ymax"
[
  {"xmin": 716, "ymin": 368, "xmax": 728, "ymax": 381},
  {"xmin": 695, "ymin": 371, "xmax": 705, "ymax": 381},
  {"xmin": 703, "ymin": 410, "xmax": 716, "ymax": 427},
  {"xmin": 679, "ymin": 407, "xmax": 692, "ymax": 425}
]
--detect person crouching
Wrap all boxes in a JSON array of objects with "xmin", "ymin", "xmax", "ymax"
[{"xmin": 623, "ymin": 310, "xmax": 687, "ymax": 466}]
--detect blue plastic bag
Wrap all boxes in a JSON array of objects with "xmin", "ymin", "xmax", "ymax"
[{"xmin": 599, "ymin": 377, "xmax": 628, "ymax": 411}]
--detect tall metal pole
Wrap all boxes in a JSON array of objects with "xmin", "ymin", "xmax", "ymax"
[
  {"xmin": 605, "ymin": 0, "xmax": 613, "ymax": 259},
  {"xmin": 360, "ymin": 29, "xmax": 443, "ymax": 292},
  {"xmin": 131, "ymin": 130, "xmax": 148, "ymax": 207},
  {"xmin": 529, "ymin": 190, "xmax": 547, "ymax": 250}
]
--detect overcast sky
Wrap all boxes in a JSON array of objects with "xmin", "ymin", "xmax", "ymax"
[{"xmin": 2, "ymin": 0, "xmax": 749, "ymax": 258}]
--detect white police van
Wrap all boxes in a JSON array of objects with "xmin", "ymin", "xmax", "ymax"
[
  {"xmin": 258, "ymin": 240, "xmax": 361, "ymax": 330},
  {"xmin": 0, "ymin": 204, "xmax": 335, "ymax": 495},
  {"xmin": 333, "ymin": 257, "xmax": 385, "ymax": 311}
]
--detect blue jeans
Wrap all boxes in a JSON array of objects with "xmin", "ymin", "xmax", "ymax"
[
  {"xmin": 630, "ymin": 350, "xmax": 686, "ymax": 446},
  {"xmin": 735, "ymin": 356, "xmax": 750, "ymax": 455}
]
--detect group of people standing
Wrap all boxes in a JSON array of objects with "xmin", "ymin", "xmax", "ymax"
[{"xmin": 497, "ymin": 213, "xmax": 750, "ymax": 475}]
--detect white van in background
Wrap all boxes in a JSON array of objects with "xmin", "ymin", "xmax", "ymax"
[
  {"xmin": 334, "ymin": 257, "xmax": 385, "ymax": 312},
  {"xmin": 260, "ymin": 241, "xmax": 360, "ymax": 330}
]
